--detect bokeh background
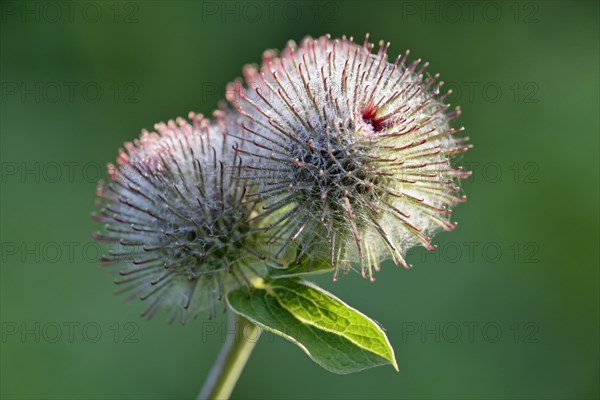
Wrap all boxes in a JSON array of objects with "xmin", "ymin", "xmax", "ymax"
[{"xmin": 1, "ymin": 1, "xmax": 598, "ymax": 399}]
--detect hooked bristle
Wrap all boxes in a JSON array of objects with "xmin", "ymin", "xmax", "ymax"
[
  {"xmin": 93, "ymin": 111, "xmax": 275, "ymax": 323},
  {"xmin": 227, "ymin": 34, "xmax": 471, "ymax": 280}
]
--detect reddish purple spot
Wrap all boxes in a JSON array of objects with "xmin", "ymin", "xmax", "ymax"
[{"xmin": 362, "ymin": 104, "xmax": 385, "ymax": 132}]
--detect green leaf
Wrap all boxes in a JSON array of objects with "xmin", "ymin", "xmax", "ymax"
[
  {"xmin": 269, "ymin": 256, "xmax": 333, "ymax": 279},
  {"xmin": 271, "ymin": 279, "xmax": 398, "ymax": 371},
  {"xmin": 226, "ymin": 279, "xmax": 398, "ymax": 374}
]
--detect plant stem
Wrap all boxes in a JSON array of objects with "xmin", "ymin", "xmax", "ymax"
[{"xmin": 197, "ymin": 312, "xmax": 261, "ymax": 400}]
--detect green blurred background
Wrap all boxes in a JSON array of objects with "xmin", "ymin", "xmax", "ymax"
[{"xmin": 1, "ymin": 1, "xmax": 598, "ymax": 398}]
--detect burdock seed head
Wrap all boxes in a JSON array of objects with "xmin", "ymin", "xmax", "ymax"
[
  {"xmin": 227, "ymin": 34, "xmax": 472, "ymax": 280},
  {"xmin": 92, "ymin": 111, "xmax": 270, "ymax": 323}
]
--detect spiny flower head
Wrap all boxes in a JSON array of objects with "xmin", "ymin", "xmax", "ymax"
[
  {"xmin": 93, "ymin": 111, "xmax": 271, "ymax": 323},
  {"xmin": 227, "ymin": 34, "xmax": 471, "ymax": 280}
]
